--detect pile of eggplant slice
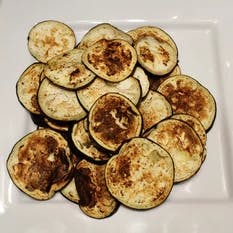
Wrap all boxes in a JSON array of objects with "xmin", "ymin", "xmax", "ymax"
[{"xmin": 7, "ymin": 20, "xmax": 216, "ymax": 219}]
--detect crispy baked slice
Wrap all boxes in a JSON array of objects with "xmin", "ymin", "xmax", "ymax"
[
  {"xmin": 82, "ymin": 39, "xmax": 137, "ymax": 82},
  {"xmin": 38, "ymin": 78, "xmax": 87, "ymax": 121},
  {"xmin": 146, "ymin": 119, "xmax": 204, "ymax": 182},
  {"xmin": 28, "ymin": 20, "xmax": 76, "ymax": 63},
  {"xmin": 71, "ymin": 118, "xmax": 110, "ymax": 162},
  {"xmin": 171, "ymin": 113, "xmax": 207, "ymax": 162},
  {"xmin": 16, "ymin": 62, "xmax": 45, "ymax": 115},
  {"xmin": 7, "ymin": 128, "xmax": 73, "ymax": 200},
  {"xmin": 157, "ymin": 75, "xmax": 216, "ymax": 130},
  {"xmin": 77, "ymin": 76, "xmax": 141, "ymax": 111},
  {"xmin": 78, "ymin": 23, "xmax": 133, "ymax": 49},
  {"xmin": 128, "ymin": 26, "xmax": 178, "ymax": 75},
  {"xmin": 138, "ymin": 90, "xmax": 172, "ymax": 131},
  {"xmin": 134, "ymin": 35, "xmax": 178, "ymax": 75},
  {"xmin": 105, "ymin": 137, "xmax": 174, "ymax": 209},
  {"xmin": 88, "ymin": 93, "xmax": 142, "ymax": 152},
  {"xmin": 44, "ymin": 48, "xmax": 95, "ymax": 89},
  {"xmin": 75, "ymin": 159, "xmax": 119, "ymax": 219}
]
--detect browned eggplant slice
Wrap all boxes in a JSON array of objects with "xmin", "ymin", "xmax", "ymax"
[
  {"xmin": 7, "ymin": 128, "xmax": 73, "ymax": 200},
  {"xmin": 75, "ymin": 159, "xmax": 119, "ymax": 219},
  {"xmin": 82, "ymin": 39, "xmax": 137, "ymax": 82},
  {"xmin": 146, "ymin": 119, "xmax": 204, "ymax": 183},
  {"xmin": 77, "ymin": 76, "xmax": 141, "ymax": 111},
  {"xmin": 78, "ymin": 23, "xmax": 133, "ymax": 49},
  {"xmin": 38, "ymin": 78, "xmax": 87, "ymax": 121},
  {"xmin": 138, "ymin": 90, "xmax": 172, "ymax": 131},
  {"xmin": 105, "ymin": 137, "xmax": 174, "ymax": 209},
  {"xmin": 16, "ymin": 62, "xmax": 45, "ymax": 115},
  {"xmin": 44, "ymin": 48, "xmax": 95, "ymax": 89},
  {"xmin": 28, "ymin": 20, "xmax": 76, "ymax": 63},
  {"xmin": 157, "ymin": 75, "xmax": 216, "ymax": 130},
  {"xmin": 71, "ymin": 118, "xmax": 110, "ymax": 162},
  {"xmin": 134, "ymin": 35, "xmax": 178, "ymax": 75},
  {"xmin": 88, "ymin": 93, "xmax": 142, "ymax": 152}
]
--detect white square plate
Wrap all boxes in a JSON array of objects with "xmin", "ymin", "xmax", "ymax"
[{"xmin": 1, "ymin": 0, "xmax": 233, "ymax": 232}]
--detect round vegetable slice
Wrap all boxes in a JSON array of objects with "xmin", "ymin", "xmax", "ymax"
[
  {"xmin": 135, "ymin": 35, "xmax": 178, "ymax": 75},
  {"xmin": 75, "ymin": 159, "xmax": 119, "ymax": 219},
  {"xmin": 44, "ymin": 48, "xmax": 95, "ymax": 89},
  {"xmin": 78, "ymin": 23, "xmax": 133, "ymax": 49},
  {"xmin": 82, "ymin": 39, "xmax": 137, "ymax": 82},
  {"xmin": 88, "ymin": 93, "xmax": 142, "ymax": 152},
  {"xmin": 77, "ymin": 76, "xmax": 141, "ymax": 111},
  {"xmin": 138, "ymin": 90, "xmax": 172, "ymax": 131},
  {"xmin": 105, "ymin": 137, "xmax": 174, "ymax": 209},
  {"xmin": 146, "ymin": 119, "xmax": 204, "ymax": 183},
  {"xmin": 157, "ymin": 75, "xmax": 216, "ymax": 130},
  {"xmin": 7, "ymin": 128, "xmax": 73, "ymax": 200},
  {"xmin": 28, "ymin": 20, "xmax": 76, "ymax": 63},
  {"xmin": 16, "ymin": 62, "xmax": 45, "ymax": 115},
  {"xmin": 71, "ymin": 118, "xmax": 110, "ymax": 162},
  {"xmin": 38, "ymin": 78, "xmax": 87, "ymax": 121}
]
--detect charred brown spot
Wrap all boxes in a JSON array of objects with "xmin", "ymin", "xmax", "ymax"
[
  {"xmin": 75, "ymin": 167, "xmax": 96, "ymax": 207},
  {"xmin": 88, "ymin": 40, "xmax": 132, "ymax": 76},
  {"xmin": 109, "ymin": 156, "xmax": 132, "ymax": 187},
  {"xmin": 31, "ymin": 94, "xmax": 40, "ymax": 112},
  {"xmin": 75, "ymin": 164, "xmax": 108, "ymax": 208},
  {"xmin": 14, "ymin": 133, "xmax": 71, "ymax": 193},
  {"xmin": 139, "ymin": 46, "xmax": 154, "ymax": 62},
  {"xmin": 158, "ymin": 45, "xmax": 170, "ymax": 66}
]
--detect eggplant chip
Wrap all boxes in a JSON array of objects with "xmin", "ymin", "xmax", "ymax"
[{"xmin": 7, "ymin": 128, "xmax": 73, "ymax": 200}]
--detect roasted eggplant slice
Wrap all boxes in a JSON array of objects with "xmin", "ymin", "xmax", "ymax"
[
  {"xmin": 16, "ymin": 62, "xmax": 45, "ymax": 115},
  {"xmin": 146, "ymin": 119, "xmax": 204, "ymax": 183},
  {"xmin": 128, "ymin": 26, "xmax": 178, "ymax": 75},
  {"xmin": 132, "ymin": 66, "xmax": 150, "ymax": 97},
  {"xmin": 135, "ymin": 35, "xmax": 177, "ymax": 75},
  {"xmin": 138, "ymin": 90, "xmax": 172, "ymax": 131},
  {"xmin": 82, "ymin": 39, "xmax": 137, "ymax": 82},
  {"xmin": 78, "ymin": 23, "xmax": 133, "ymax": 50},
  {"xmin": 88, "ymin": 93, "xmax": 142, "ymax": 152},
  {"xmin": 44, "ymin": 48, "xmax": 95, "ymax": 89},
  {"xmin": 38, "ymin": 78, "xmax": 87, "ymax": 121},
  {"xmin": 7, "ymin": 128, "xmax": 73, "ymax": 200},
  {"xmin": 105, "ymin": 137, "xmax": 174, "ymax": 209},
  {"xmin": 149, "ymin": 64, "xmax": 181, "ymax": 91},
  {"xmin": 28, "ymin": 20, "xmax": 76, "ymax": 63},
  {"xmin": 171, "ymin": 113, "xmax": 207, "ymax": 162},
  {"xmin": 75, "ymin": 159, "xmax": 119, "ymax": 219},
  {"xmin": 157, "ymin": 75, "xmax": 216, "ymax": 130},
  {"xmin": 77, "ymin": 76, "xmax": 141, "ymax": 111},
  {"xmin": 71, "ymin": 118, "xmax": 110, "ymax": 162}
]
